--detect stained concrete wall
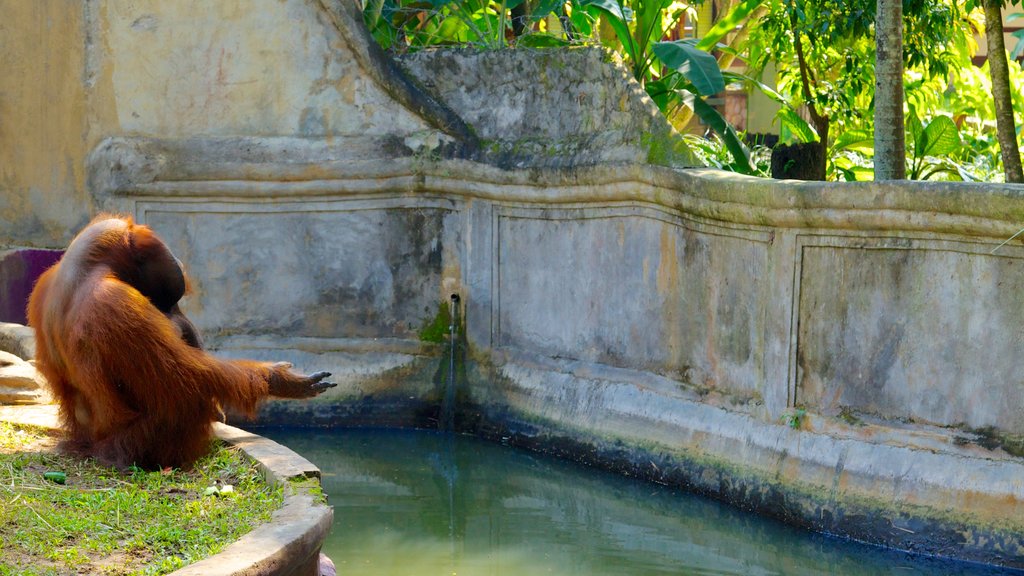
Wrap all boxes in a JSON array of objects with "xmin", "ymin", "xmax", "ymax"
[
  {"xmin": 93, "ymin": 0, "xmax": 429, "ymax": 138},
  {"xmin": 798, "ymin": 241, "xmax": 1024, "ymax": 433},
  {"xmin": 0, "ymin": 1, "xmax": 90, "ymax": 245},
  {"xmin": 0, "ymin": 0, "xmax": 442, "ymax": 249},
  {"xmin": 4, "ymin": 0, "xmax": 1024, "ymax": 570}
]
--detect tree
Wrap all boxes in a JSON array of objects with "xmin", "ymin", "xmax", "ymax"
[
  {"xmin": 874, "ymin": 0, "xmax": 905, "ymax": 179},
  {"xmin": 983, "ymin": 0, "xmax": 1024, "ymax": 182},
  {"xmin": 752, "ymin": 0, "xmax": 878, "ymax": 179},
  {"xmin": 750, "ymin": 0, "xmax": 974, "ymax": 179}
]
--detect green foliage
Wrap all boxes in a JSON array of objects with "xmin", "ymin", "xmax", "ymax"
[
  {"xmin": 830, "ymin": 128, "xmax": 875, "ymax": 180},
  {"xmin": 419, "ymin": 300, "xmax": 453, "ymax": 343},
  {"xmin": 682, "ymin": 90, "xmax": 756, "ymax": 173},
  {"xmin": 781, "ymin": 407, "xmax": 807, "ymax": 430},
  {"xmin": 0, "ymin": 421, "xmax": 40, "ymax": 451},
  {"xmin": 909, "ymin": 56, "xmax": 1024, "ymax": 183},
  {"xmin": 721, "ymin": 70, "xmax": 818, "ymax": 143},
  {"xmin": 907, "ymin": 109, "xmax": 962, "ymax": 180},
  {"xmin": 361, "ymin": 0, "xmax": 761, "ymax": 173},
  {"xmin": 751, "ymin": 0, "xmax": 878, "ymax": 132},
  {"xmin": 594, "ymin": 0, "xmax": 762, "ymax": 173},
  {"xmin": 748, "ymin": 0, "xmax": 979, "ymax": 177},
  {"xmin": 654, "ymin": 40, "xmax": 724, "ymax": 95},
  {"xmin": 695, "ymin": 0, "xmax": 762, "ymax": 51},
  {"xmin": 1012, "ymin": 17, "xmax": 1024, "ymax": 61},
  {"xmin": 365, "ymin": 0, "xmax": 555, "ymax": 51},
  {"xmin": 361, "ymin": 0, "xmax": 1018, "ymax": 182},
  {"xmin": 0, "ymin": 426, "xmax": 283, "ymax": 576},
  {"xmin": 683, "ymin": 133, "xmax": 771, "ymax": 176}
]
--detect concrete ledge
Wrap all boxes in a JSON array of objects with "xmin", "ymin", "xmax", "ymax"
[
  {"xmin": 90, "ymin": 137, "xmax": 1024, "ymax": 241},
  {"xmin": 0, "ymin": 322, "xmax": 36, "ymax": 360},
  {"xmin": 463, "ymin": 353, "xmax": 1024, "ymax": 570},
  {"xmin": 0, "ymin": 405, "xmax": 332, "ymax": 576}
]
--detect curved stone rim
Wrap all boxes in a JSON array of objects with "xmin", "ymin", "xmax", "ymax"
[{"xmin": 88, "ymin": 135, "xmax": 1024, "ymax": 241}]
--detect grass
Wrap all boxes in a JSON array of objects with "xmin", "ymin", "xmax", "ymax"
[{"xmin": 0, "ymin": 421, "xmax": 284, "ymax": 576}]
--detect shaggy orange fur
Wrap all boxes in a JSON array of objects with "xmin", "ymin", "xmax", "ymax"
[{"xmin": 28, "ymin": 215, "xmax": 334, "ymax": 469}]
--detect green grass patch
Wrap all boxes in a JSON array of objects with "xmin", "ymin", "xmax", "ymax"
[
  {"xmin": 0, "ymin": 420, "xmax": 46, "ymax": 452},
  {"xmin": 0, "ymin": 422, "xmax": 284, "ymax": 576}
]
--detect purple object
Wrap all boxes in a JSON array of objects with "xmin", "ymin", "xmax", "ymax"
[{"xmin": 0, "ymin": 249, "xmax": 64, "ymax": 325}]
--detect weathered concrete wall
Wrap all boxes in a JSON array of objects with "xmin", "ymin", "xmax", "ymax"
[
  {"xmin": 798, "ymin": 241, "xmax": 1024, "ymax": 433},
  {"xmin": 93, "ymin": 0, "xmax": 429, "ymax": 138},
  {"xmin": 0, "ymin": 0, "xmax": 452, "ymax": 248},
  {"xmin": 489, "ymin": 205, "xmax": 767, "ymax": 402},
  {"xmin": 399, "ymin": 48, "xmax": 692, "ymax": 168},
  {"xmin": 0, "ymin": 1, "xmax": 91, "ymax": 246}
]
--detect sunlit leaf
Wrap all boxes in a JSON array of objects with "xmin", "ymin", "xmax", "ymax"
[
  {"xmin": 832, "ymin": 129, "xmax": 874, "ymax": 154},
  {"xmin": 721, "ymin": 70, "xmax": 819, "ymax": 143},
  {"xmin": 653, "ymin": 40, "xmax": 724, "ymax": 96},
  {"xmin": 907, "ymin": 105, "xmax": 925, "ymax": 154},
  {"xmin": 578, "ymin": 0, "xmax": 624, "ymax": 20},
  {"xmin": 645, "ymin": 77, "xmax": 682, "ymax": 111},
  {"xmin": 516, "ymin": 33, "xmax": 571, "ymax": 47},
  {"xmin": 365, "ymin": 0, "xmax": 386, "ymax": 28},
  {"xmin": 567, "ymin": 0, "xmax": 596, "ymax": 36},
  {"xmin": 919, "ymin": 115, "xmax": 961, "ymax": 157},
  {"xmin": 1011, "ymin": 29, "xmax": 1024, "ymax": 61},
  {"xmin": 680, "ymin": 90, "xmax": 755, "ymax": 174},
  {"xmin": 777, "ymin": 108, "xmax": 818, "ymax": 144},
  {"xmin": 696, "ymin": 0, "xmax": 763, "ymax": 51},
  {"xmin": 579, "ymin": 0, "xmax": 634, "ymax": 62},
  {"xmin": 530, "ymin": 0, "xmax": 565, "ymax": 21},
  {"xmin": 437, "ymin": 15, "xmax": 465, "ymax": 38}
]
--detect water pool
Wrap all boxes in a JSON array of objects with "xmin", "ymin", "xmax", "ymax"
[{"xmin": 261, "ymin": 428, "xmax": 1014, "ymax": 576}]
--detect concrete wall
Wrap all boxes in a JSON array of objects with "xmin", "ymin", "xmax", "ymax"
[
  {"xmin": 93, "ymin": 0, "xmax": 429, "ymax": 138},
  {"xmin": 0, "ymin": 0, "xmax": 445, "ymax": 249},
  {"xmin": 4, "ymin": 0, "xmax": 1024, "ymax": 570},
  {"xmin": 0, "ymin": 1, "xmax": 90, "ymax": 245}
]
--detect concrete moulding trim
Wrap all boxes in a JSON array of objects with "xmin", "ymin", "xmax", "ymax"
[
  {"xmin": 206, "ymin": 334, "xmax": 441, "ymax": 357},
  {"xmin": 88, "ymin": 136, "xmax": 1024, "ymax": 241},
  {"xmin": 493, "ymin": 351, "xmax": 1024, "ymax": 500},
  {"xmin": 0, "ymin": 406, "xmax": 331, "ymax": 576},
  {"xmin": 0, "ymin": 322, "xmax": 37, "ymax": 360},
  {"xmin": 477, "ymin": 354, "xmax": 1024, "ymax": 567}
]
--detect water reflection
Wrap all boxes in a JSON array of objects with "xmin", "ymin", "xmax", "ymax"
[{"xmin": 262, "ymin": 428, "xmax": 1015, "ymax": 576}]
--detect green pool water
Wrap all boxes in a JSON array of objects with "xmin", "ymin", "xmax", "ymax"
[{"xmin": 261, "ymin": 428, "xmax": 1014, "ymax": 576}]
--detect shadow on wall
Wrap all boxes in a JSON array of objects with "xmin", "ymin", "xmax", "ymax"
[{"xmin": 0, "ymin": 250, "xmax": 63, "ymax": 324}]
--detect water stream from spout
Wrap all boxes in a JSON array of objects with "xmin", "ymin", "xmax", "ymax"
[{"xmin": 439, "ymin": 293, "xmax": 459, "ymax": 433}]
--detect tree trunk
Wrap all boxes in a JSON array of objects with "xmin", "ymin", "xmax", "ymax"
[
  {"xmin": 985, "ymin": 0, "xmax": 1024, "ymax": 183},
  {"xmin": 874, "ymin": 0, "xmax": 906, "ymax": 180},
  {"xmin": 790, "ymin": 4, "xmax": 828, "ymax": 179},
  {"xmin": 771, "ymin": 142, "xmax": 825, "ymax": 180}
]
